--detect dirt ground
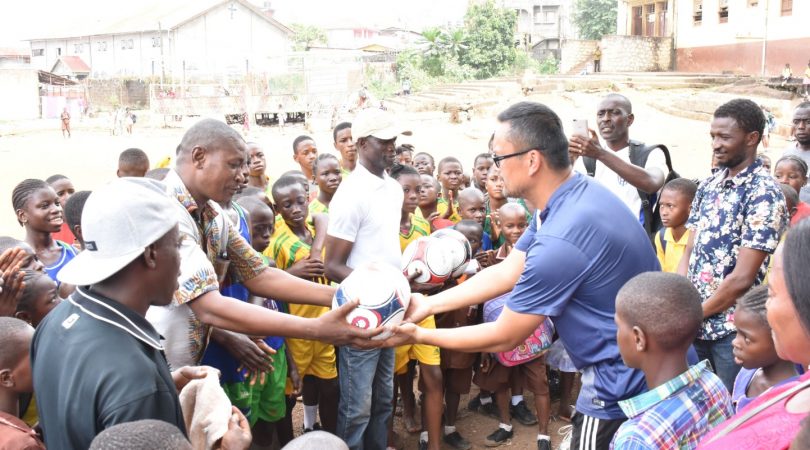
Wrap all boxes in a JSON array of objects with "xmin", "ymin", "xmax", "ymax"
[{"xmin": 0, "ymin": 86, "xmax": 791, "ymax": 236}]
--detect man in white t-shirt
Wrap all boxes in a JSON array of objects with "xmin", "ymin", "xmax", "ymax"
[
  {"xmin": 324, "ymin": 109, "xmax": 410, "ymax": 449},
  {"xmin": 569, "ymin": 94, "xmax": 667, "ymax": 231}
]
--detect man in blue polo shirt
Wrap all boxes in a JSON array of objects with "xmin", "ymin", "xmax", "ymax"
[{"xmin": 390, "ymin": 102, "xmax": 659, "ymax": 450}]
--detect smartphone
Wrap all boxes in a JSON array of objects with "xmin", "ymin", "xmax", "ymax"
[{"xmin": 572, "ymin": 119, "xmax": 589, "ymax": 138}]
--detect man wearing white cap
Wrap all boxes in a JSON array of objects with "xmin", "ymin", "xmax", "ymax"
[
  {"xmin": 31, "ymin": 178, "xmax": 207, "ymax": 449},
  {"xmin": 324, "ymin": 108, "xmax": 411, "ymax": 449}
]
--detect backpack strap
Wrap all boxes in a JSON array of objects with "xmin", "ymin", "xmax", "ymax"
[
  {"xmin": 583, "ymin": 156, "xmax": 597, "ymax": 177},
  {"xmin": 658, "ymin": 227, "xmax": 667, "ymax": 253},
  {"xmin": 628, "ymin": 141, "xmax": 673, "ymax": 234}
]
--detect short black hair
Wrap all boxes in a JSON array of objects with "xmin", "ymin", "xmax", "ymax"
[
  {"xmin": 396, "ymin": 143, "xmax": 414, "ymax": 155},
  {"xmin": 796, "ymin": 101, "xmax": 810, "ymax": 111},
  {"xmin": 454, "ymin": 219, "xmax": 483, "ymax": 238},
  {"xmin": 497, "ymin": 102, "xmax": 570, "ymax": 171},
  {"xmin": 313, "ymin": 153, "xmax": 339, "ymax": 175},
  {"xmin": 234, "ymin": 186, "xmax": 264, "ymax": 199},
  {"xmin": 390, "ymin": 163, "xmax": 419, "ymax": 180},
  {"xmin": 45, "ymin": 174, "xmax": 69, "ymax": 184},
  {"xmin": 12, "ymin": 179, "xmax": 50, "ymax": 222},
  {"xmin": 780, "ymin": 183, "xmax": 799, "ymax": 208},
  {"xmin": 414, "ymin": 152, "xmax": 435, "ymax": 165},
  {"xmin": 782, "ymin": 219, "xmax": 810, "ymax": 334},
  {"xmin": 0, "ymin": 317, "xmax": 33, "ymax": 369},
  {"xmin": 457, "ymin": 187, "xmax": 484, "ymax": 208},
  {"xmin": 776, "ymin": 155, "xmax": 809, "ymax": 178},
  {"xmin": 713, "ymin": 98, "xmax": 766, "ymax": 145},
  {"xmin": 236, "ymin": 195, "xmax": 272, "ymax": 217},
  {"xmin": 616, "ymin": 272, "xmax": 703, "ymax": 351},
  {"xmin": 89, "ymin": 419, "xmax": 191, "ymax": 450},
  {"xmin": 64, "ymin": 190, "xmax": 91, "ymax": 233},
  {"xmin": 602, "ymin": 93, "xmax": 633, "ymax": 114},
  {"xmin": 176, "ymin": 119, "xmax": 245, "ymax": 160},
  {"xmin": 16, "ymin": 269, "xmax": 50, "ymax": 316},
  {"xmin": 271, "ymin": 175, "xmax": 307, "ymax": 203},
  {"xmin": 0, "ymin": 236, "xmax": 22, "ymax": 254},
  {"xmin": 474, "ymin": 153, "xmax": 493, "ymax": 166},
  {"xmin": 437, "ymin": 156, "xmax": 462, "ymax": 173},
  {"xmin": 736, "ymin": 285, "xmax": 770, "ymax": 327},
  {"xmin": 144, "ymin": 168, "xmax": 170, "ymax": 181},
  {"xmin": 118, "ymin": 148, "xmax": 149, "ymax": 168},
  {"xmin": 333, "ymin": 122, "xmax": 352, "ymax": 142},
  {"xmin": 292, "ymin": 135, "xmax": 314, "ymax": 154},
  {"xmin": 662, "ymin": 178, "xmax": 697, "ymax": 201}
]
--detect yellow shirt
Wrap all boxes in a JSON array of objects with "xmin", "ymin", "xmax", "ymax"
[
  {"xmin": 264, "ymin": 219, "xmax": 329, "ymax": 319},
  {"xmin": 400, "ymin": 214, "xmax": 431, "ymax": 252},
  {"xmin": 655, "ymin": 228, "xmax": 690, "ymax": 273},
  {"xmin": 437, "ymin": 198, "xmax": 462, "ymax": 223}
]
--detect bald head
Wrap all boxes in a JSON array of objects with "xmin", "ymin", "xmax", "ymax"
[
  {"xmin": 176, "ymin": 119, "xmax": 245, "ymax": 162},
  {"xmin": 498, "ymin": 202, "xmax": 527, "ymax": 219},
  {"xmin": 600, "ymin": 93, "xmax": 632, "ymax": 114},
  {"xmin": 457, "ymin": 187, "xmax": 485, "ymax": 209}
]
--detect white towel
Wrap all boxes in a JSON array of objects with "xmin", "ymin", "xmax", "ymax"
[{"xmin": 178, "ymin": 367, "xmax": 232, "ymax": 450}]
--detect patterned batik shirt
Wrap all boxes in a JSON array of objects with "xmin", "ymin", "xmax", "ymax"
[
  {"xmin": 610, "ymin": 361, "xmax": 733, "ymax": 450},
  {"xmin": 686, "ymin": 159, "xmax": 786, "ymax": 341},
  {"xmin": 146, "ymin": 170, "xmax": 266, "ymax": 369}
]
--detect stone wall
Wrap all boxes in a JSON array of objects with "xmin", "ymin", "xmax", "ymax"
[
  {"xmin": 560, "ymin": 39, "xmax": 598, "ymax": 75},
  {"xmin": 601, "ymin": 35, "xmax": 674, "ymax": 72},
  {"xmin": 85, "ymin": 79, "xmax": 149, "ymax": 111}
]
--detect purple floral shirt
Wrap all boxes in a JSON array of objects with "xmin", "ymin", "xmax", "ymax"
[{"xmin": 687, "ymin": 159, "xmax": 786, "ymax": 341}]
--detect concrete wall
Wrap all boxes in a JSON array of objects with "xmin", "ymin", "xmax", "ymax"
[
  {"xmin": 0, "ymin": 69, "xmax": 40, "ymax": 120},
  {"xmin": 676, "ymin": 36, "xmax": 810, "ymax": 75},
  {"xmin": 560, "ymin": 39, "xmax": 598, "ymax": 74},
  {"xmin": 602, "ymin": 35, "xmax": 673, "ymax": 72}
]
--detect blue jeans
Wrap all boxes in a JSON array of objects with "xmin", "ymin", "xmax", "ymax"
[
  {"xmin": 337, "ymin": 347, "xmax": 394, "ymax": 450},
  {"xmin": 695, "ymin": 333, "xmax": 740, "ymax": 392}
]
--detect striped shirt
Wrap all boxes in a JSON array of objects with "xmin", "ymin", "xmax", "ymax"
[
  {"xmin": 399, "ymin": 213, "xmax": 431, "ymax": 252},
  {"xmin": 611, "ymin": 360, "xmax": 732, "ymax": 449},
  {"xmin": 264, "ymin": 218, "xmax": 329, "ymax": 319}
]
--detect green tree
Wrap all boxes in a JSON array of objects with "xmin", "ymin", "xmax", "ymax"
[
  {"xmin": 420, "ymin": 27, "xmax": 446, "ymax": 77},
  {"xmin": 441, "ymin": 29, "xmax": 468, "ymax": 60},
  {"xmin": 289, "ymin": 23, "xmax": 327, "ymax": 51},
  {"xmin": 572, "ymin": 0, "xmax": 617, "ymax": 40},
  {"xmin": 460, "ymin": 1, "xmax": 517, "ymax": 79}
]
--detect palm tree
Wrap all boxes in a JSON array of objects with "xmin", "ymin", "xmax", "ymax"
[
  {"xmin": 441, "ymin": 29, "xmax": 468, "ymax": 60},
  {"xmin": 420, "ymin": 27, "xmax": 445, "ymax": 59}
]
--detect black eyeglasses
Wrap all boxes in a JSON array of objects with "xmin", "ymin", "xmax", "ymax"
[{"xmin": 491, "ymin": 148, "xmax": 536, "ymax": 168}]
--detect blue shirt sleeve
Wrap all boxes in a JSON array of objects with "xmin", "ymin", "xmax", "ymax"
[{"xmin": 507, "ymin": 234, "xmax": 590, "ymax": 317}]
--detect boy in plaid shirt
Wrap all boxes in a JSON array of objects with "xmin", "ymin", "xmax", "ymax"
[{"xmin": 611, "ymin": 272, "xmax": 732, "ymax": 449}]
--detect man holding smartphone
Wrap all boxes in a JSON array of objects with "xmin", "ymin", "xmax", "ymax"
[{"xmin": 569, "ymin": 94, "xmax": 667, "ymax": 234}]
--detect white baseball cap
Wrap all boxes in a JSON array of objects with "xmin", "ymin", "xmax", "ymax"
[
  {"xmin": 352, "ymin": 108, "xmax": 412, "ymax": 141},
  {"xmin": 58, "ymin": 177, "xmax": 180, "ymax": 286}
]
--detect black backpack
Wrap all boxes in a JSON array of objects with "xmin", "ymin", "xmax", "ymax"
[{"xmin": 583, "ymin": 140, "xmax": 679, "ymax": 238}]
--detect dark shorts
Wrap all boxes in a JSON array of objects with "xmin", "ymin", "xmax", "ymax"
[
  {"xmin": 570, "ymin": 412, "xmax": 625, "ymax": 450},
  {"xmin": 473, "ymin": 356, "xmax": 549, "ymax": 395},
  {"xmin": 443, "ymin": 367, "xmax": 473, "ymax": 395}
]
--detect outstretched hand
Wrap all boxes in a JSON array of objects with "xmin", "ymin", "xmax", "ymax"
[
  {"xmin": 172, "ymin": 366, "xmax": 214, "ymax": 392},
  {"xmin": 380, "ymin": 322, "xmax": 420, "ymax": 348},
  {"xmin": 317, "ymin": 299, "xmax": 384, "ymax": 348},
  {"xmin": 219, "ymin": 406, "xmax": 252, "ymax": 450}
]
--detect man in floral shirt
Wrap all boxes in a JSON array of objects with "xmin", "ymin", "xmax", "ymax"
[{"xmin": 678, "ymin": 98, "xmax": 787, "ymax": 391}]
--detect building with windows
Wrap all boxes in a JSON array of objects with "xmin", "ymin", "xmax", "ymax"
[
  {"xmin": 501, "ymin": 0, "xmax": 577, "ymax": 60},
  {"xmin": 26, "ymin": 0, "xmax": 292, "ymax": 80},
  {"xmin": 617, "ymin": 0, "xmax": 808, "ymax": 74}
]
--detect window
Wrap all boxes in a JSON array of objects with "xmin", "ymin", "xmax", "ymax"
[
  {"xmin": 781, "ymin": 0, "xmax": 792, "ymax": 15},
  {"xmin": 32, "ymin": 48, "xmax": 44, "ymax": 56},
  {"xmin": 57, "ymin": 47, "xmax": 61, "ymax": 55},
  {"xmin": 121, "ymin": 39, "xmax": 134, "ymax": 50},
  {"xmin": 74, "ymin": 43, "xmax": 83, "ymax": 53},
  {"xmin": 152, "ymin": 36, "xmax": 162, "ymax": 47},
  {"xmin": 719, "ymin": 0, "xmax": 729, "ymax": 23},
  {"xmin": 543, "ymin": 7, "xmax": 558, "ymax": 23},
  {"xmin": 693, "ymin": 0, "xmax": 703, "ymax": 25},
  {"xmin": 98, "ymin": 41, "xmax": 107, "ymax": 51}
]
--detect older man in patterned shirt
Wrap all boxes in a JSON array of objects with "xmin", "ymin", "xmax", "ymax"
[{"xmin": 678, "ymin": 99, "xmax": 787, "ymax": 391}]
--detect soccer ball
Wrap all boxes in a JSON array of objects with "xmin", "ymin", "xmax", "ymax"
[
  {"xmin": 401, "ymin": 236, "xmax": 454, "ymax": 287},
  {"xmin": 332, "ymin": 262, "xmax": 411, "ymax": 340},
  {"xmin": 431, "ymin": 228, "xmax": 472, "ymax": 278}
]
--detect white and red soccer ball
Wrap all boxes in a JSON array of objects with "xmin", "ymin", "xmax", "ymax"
[
  {"xmin": 430, "ymin": 228, "xmax": 473, "ymax": 278},
  {"xmin": 401, "ymin": 236, "xmax": 455, "ymax": 287},
  {"xmin": 332, "ymin": 262, "xmax": 411, "ymax": 340}
]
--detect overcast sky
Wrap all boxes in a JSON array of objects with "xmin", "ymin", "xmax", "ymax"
[{"xmin": 0, "ymin": 0, "xmax": 469, "ymax": 48}]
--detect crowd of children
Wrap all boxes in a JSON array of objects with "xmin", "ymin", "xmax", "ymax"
[{"xmin": 2, "ymin": 98, "xmax": 810, "ymax": 450}]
